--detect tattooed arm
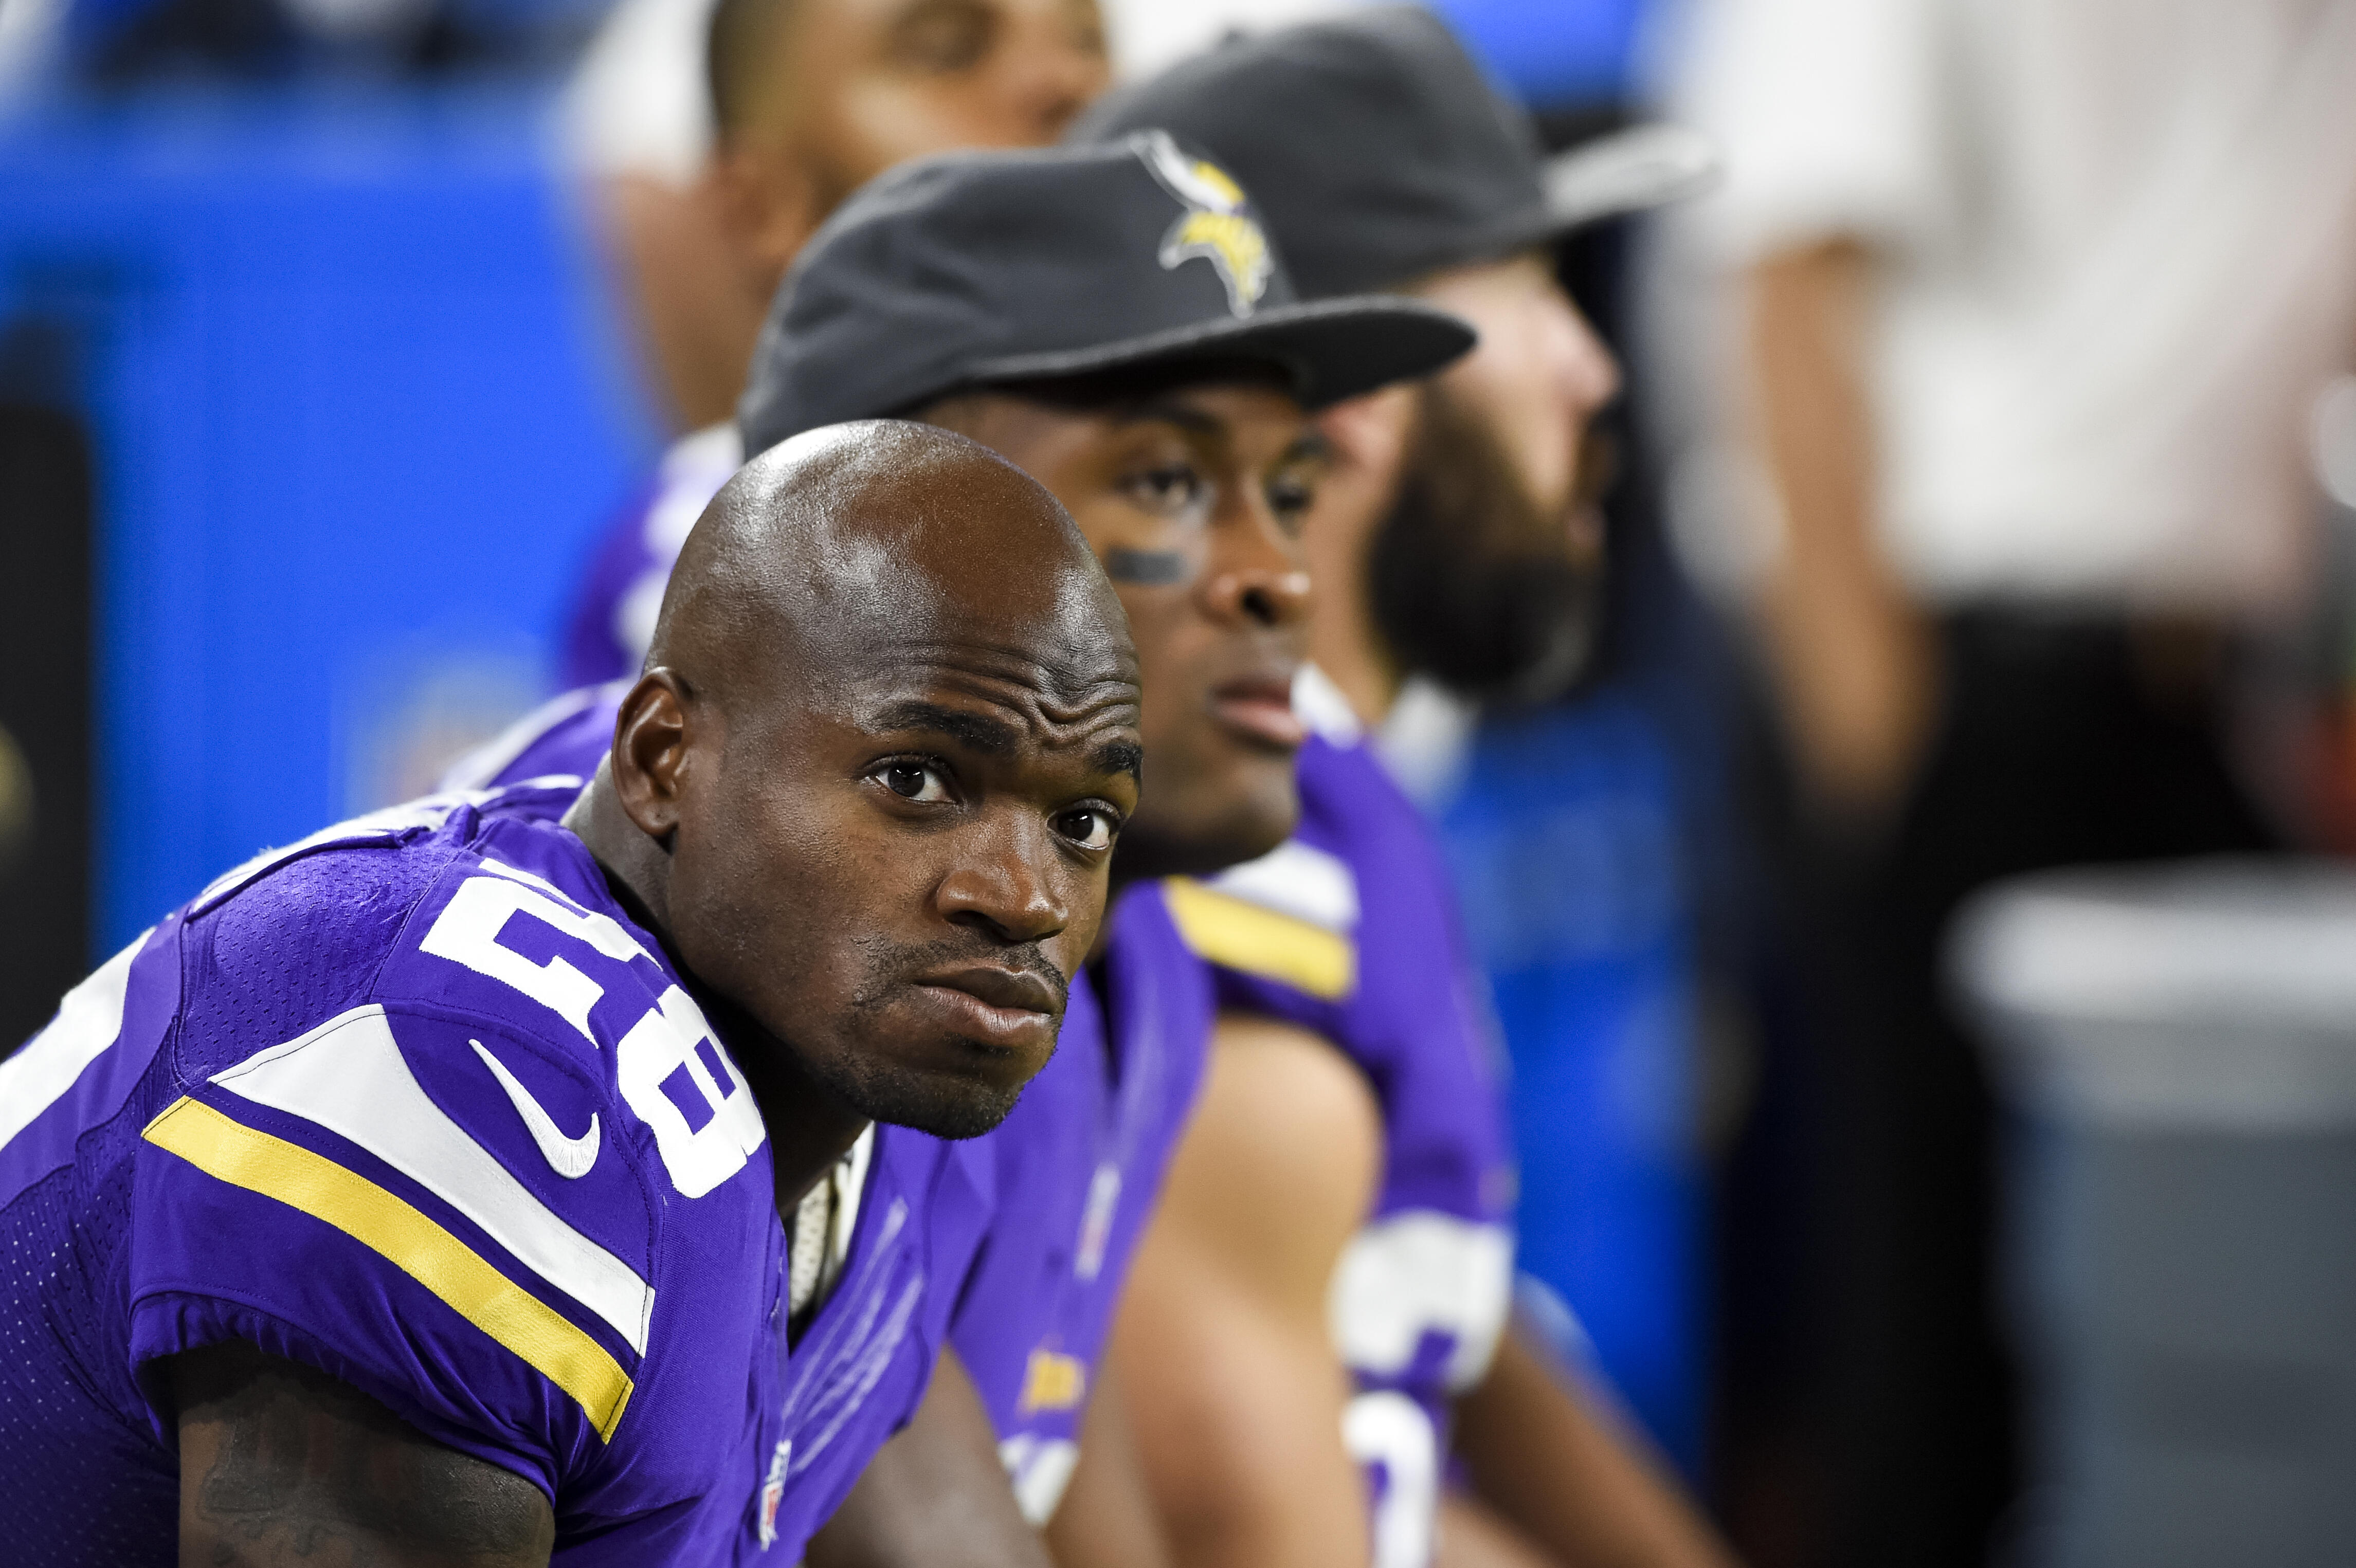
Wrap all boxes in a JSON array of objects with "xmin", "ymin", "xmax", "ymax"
[{"xmin": 169, "ymin": 1341, "xmax": 555, "ymax": 1567}]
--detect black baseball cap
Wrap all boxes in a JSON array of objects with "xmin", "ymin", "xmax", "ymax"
[
  {"xmin": 737, "ymin": 134, "xmax": 1477, "ymax": 456},
  {"xmin": 1072, "ymin": 6, "xmax": 1718, "ymax": 298}
]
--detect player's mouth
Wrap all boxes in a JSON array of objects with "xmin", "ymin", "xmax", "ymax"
[
  {"xmin": 911, "ymin": 964, "xmax": 1063, "ymax": 1060},
  {"xmin": 1209, "ymin": 673, "xmax": 1307, "ymax": 752}
]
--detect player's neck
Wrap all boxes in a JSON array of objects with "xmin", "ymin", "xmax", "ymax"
[{"xmin": 564, "ymin": 774, "xmax": 872, "ymax": 1214}]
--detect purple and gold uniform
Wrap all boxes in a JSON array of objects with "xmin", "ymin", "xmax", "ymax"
[
  {"xmin": 0, "ymin": 784, "xmax": 991, "ymax": 1566},
  {"xmin": 955, "ymin": 883, "xmax": 1212, "ymax": 1522},
  {"xmin": 446, "ymin": 690, "xmax": 1216, "ymax": 1528},
  {"xmin": 1162, "ymin": 667, "xmax": 1516, "ymax": 1568}
]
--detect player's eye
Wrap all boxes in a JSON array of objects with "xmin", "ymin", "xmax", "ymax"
[
  {"xmin": 889, "ymin": 0, "xmax": 994, "ymax": 72},
  {"xmin": 872, "ymin": 759, "xmax": 954, "ymax": 804},
  {"xmin": 1266, "ymin": 467, "xmax": 1319, "ymax": 532},
  {"xmin": 1056, "ymin": 806, "xmax": 1119, "ymax": 852},
  {"xmin": 1120, "ymin": 462, "xmax": 1211, "ymax": 523}
]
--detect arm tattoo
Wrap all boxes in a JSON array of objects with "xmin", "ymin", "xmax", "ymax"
[{"xmin": 171, "ymin": 1342, "xmax": 555, "ymax": 1567}]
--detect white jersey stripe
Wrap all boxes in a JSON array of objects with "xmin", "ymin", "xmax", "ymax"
[
  {"xmin": 1206, "ymin": 838, "xmax": 1361, "ymax": 934},
  {"xmin": 210, "ymin": 1006, "xmax": 655, "ymax": 1354},
  {"xmin": 0, "ymin": 932, "xmax": 148, "ymax": 1153}
]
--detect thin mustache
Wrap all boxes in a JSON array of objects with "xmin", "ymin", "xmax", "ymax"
[{"xmin": 855, "ymin": 934, "xmax": 1070, "ymax": 1011}]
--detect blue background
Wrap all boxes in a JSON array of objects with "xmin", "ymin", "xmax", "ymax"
[{"xmin": 0, "ymin": 85, "xmax": 656, "ymax": 951}]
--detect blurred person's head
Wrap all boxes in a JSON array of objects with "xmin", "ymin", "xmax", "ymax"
[
  {"xmin": 577, "ymin": 0, "xmax": 1112, "ymax": 429},
  {"xmin": 735, "ymin": 138, "xmax": 1474, "ymax": 877},
  {"xmin": 706, "ymin": 0, "xmax": 1111, "ymax": 301},
  {"xmin": 1077, "ymin": 6, "xmax": 1714, "ymax": 715}
]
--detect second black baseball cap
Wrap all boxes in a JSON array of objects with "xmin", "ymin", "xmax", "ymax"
[
  {"xmin": 1073, "ymin": 6, "xmax": 1718, "ymax": 298},
  {"xmin": 737, "ymin": 134, "xmax": 1477, "ymax": 456}
]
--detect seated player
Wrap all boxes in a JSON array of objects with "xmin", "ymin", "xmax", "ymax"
[
  {"xmin": 442, "ymin": 136, "xmax": 1477, "ymax": 1568},
  {"xmin": 0, "ymin": 423, "xmax": 1143, "ymax": 1565},
  {"xmin": 1078, "ymin": 14, "xmax": 1738, "ymax": 1568}
]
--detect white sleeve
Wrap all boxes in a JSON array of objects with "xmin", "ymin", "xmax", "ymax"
[{"xmin": 1665, "ymin": 0, "xmax": 1955, "ymax": 265}]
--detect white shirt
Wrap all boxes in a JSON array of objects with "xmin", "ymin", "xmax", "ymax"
[{"xmin": 1657, "ymin": 0, "xmax": 2356, "ymax": 612}]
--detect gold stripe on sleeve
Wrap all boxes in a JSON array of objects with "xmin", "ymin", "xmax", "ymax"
[
  {"xmin": 142, "ymin": 1096, "xmax": 635, "ymax": 1442},
  {"xmin": 1163, "ymin": 877, "xmax": 1356, "ymax": 1001}
]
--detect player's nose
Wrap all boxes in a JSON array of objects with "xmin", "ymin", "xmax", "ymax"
[
  {"xmin": 1008, "ymin": 25, "xmax": 1108, "ymax": 140},
  {"xmin": 934, "ymin": 816, "xmax": 1074, "ymax": 945},
  {"xmin": 1551, "ymin": 291, "xmax": 1622, "ymax": 421},
  {"xmin": 1203, "ymin": 502, "xmax": 1313, "ymax": 631}
]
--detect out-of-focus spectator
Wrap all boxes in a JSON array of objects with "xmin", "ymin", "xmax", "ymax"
[
  {"xmin": 1654, "ymin": 0, "xmax": 2356, "ymax": 1561},
  {"xmin": 568, "ymin": 0, "xmax": 1110, "ymax": 431},
  {"xmin": 555, "ymin": 0, "xmax": 1114, "ymax": 690}
]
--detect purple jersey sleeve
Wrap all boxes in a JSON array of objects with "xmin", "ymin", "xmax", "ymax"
[
  {"xmin": 128, "ymin": 806, "xmax": 785, "ymax": 1538},
  {"xmin": 2, "ymin": 792, "xmax": 853, "ymax": 1563},
  {"xmin": 559, "ymin": 425, "xmax": 739, "ymax": 690},
  {"xmin": 950, "ymin": 882, "xmax": 1213, "ymax": 1522},
  {"xmin": 1164, "ymin": 732, "xmax": 1517, "ymax": 1567}
]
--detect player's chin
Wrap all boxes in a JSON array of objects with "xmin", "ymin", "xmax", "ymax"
[
  {"xmin": 853, "ymin": 1050, "xmax": 1038, "ymax": 1141},
  {"xmin": 1136, "ymin": 760, "xmax": 1299, "ymax": 879}
]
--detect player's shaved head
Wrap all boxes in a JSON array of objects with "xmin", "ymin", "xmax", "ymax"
[
  {"xmin": 571, "ymin": 420, "xmax": 1141, "ymax": 1191},
  {"xmin": 647, "ymin": 421, "xmax": 1129, "ymax": 728}
]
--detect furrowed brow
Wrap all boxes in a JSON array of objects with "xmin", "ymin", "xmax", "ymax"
[{"xmin": 869, "ymin": 700, "xmax": 1020, "ymax": 755}]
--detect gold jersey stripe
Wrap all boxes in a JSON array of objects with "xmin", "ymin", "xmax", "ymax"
[
  {"xmin": 1163, "ymin": 877, "xmax": 1355, "ymax": 1001},
  {"xmin": 143, "ymin": 1096, "xmax": 635, "ymax": 1442}
]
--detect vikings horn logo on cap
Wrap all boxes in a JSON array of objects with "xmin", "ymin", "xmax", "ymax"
[{"xmin": 1137, "ymin": 131, "xmax": 1272, "ymax": 318}]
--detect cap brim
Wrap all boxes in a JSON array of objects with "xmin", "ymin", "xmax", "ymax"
[
  {"xmin": 962, "ymin": 295, "xmax": 1476, "ymax": 410},
  {"xmin": 1459, "ymin": 121, "xmax": 1720, "ymax": 267},
  {"xmin": 1541, "ymin": 122, "xmax": 1720, "ymax": 231}
]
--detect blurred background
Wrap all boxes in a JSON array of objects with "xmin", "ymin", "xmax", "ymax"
[{"xmin": 4, "ymin": 1, "xmax": 2353, "ymax": 1564}]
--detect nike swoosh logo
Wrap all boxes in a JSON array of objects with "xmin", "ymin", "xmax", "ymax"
[{"xmin": 471, "ymin": 1040, "xmax": 600, "ymax": 1179}]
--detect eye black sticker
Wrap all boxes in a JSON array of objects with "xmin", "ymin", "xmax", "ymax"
[{"xmin": 1104, "ymin": 548, "xmax": 1191, "ymax": 586}]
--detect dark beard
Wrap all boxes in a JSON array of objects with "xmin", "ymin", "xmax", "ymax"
[{"xmin": 1365, "ymin": 384, "xmax": 1605, "ymax": 705}]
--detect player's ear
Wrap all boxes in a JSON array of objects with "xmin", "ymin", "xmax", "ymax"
[
  {"xmin": 706, "ymin": 139, "xmax": 825, "ymax": 301},
  {"xmin": 610, "ymin": 670, "xmax": 694, "ymax": 844}
]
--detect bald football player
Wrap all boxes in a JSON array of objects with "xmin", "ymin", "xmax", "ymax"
[
  {"xmin": 0, "ymin": 422, "xmax": 1141, "ymax": 1565},
  {"xmin": 446, "ymin": 138, "xmax": 1476, "ymax": 1568}
]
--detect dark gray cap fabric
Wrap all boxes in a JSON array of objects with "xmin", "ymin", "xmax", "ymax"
[
  {"xmin": 737, "ymin": 134, "xmax": 1476, "ymax": 457},
  {"xmin": 1072, "ymin": 6, "xmax": 1717, "ymax": 298}
]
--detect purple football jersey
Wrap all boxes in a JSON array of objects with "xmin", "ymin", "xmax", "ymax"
[
  {"xmin": 0, "ymin": 785, "xmax": 990, "ymax": 1566},
  {"xmin": 1163, "ymin": 669, "xmax": 1516, "ymax": 1568},
  {"xmin": 560, "ymin": 426, "xmax": 739, "ymax": 690},
  {"xmin": 952, "ymin": 880, "xmax": 1212, "ymax": 1522},
  {"xmin": 449, "ymin": 687, "xmax": 1217, "ymax": 1527}
]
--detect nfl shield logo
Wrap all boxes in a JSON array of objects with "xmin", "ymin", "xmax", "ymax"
[{"xmin": 756, "ymin": 1439, "xmax": 792, "ymax": 1547}]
